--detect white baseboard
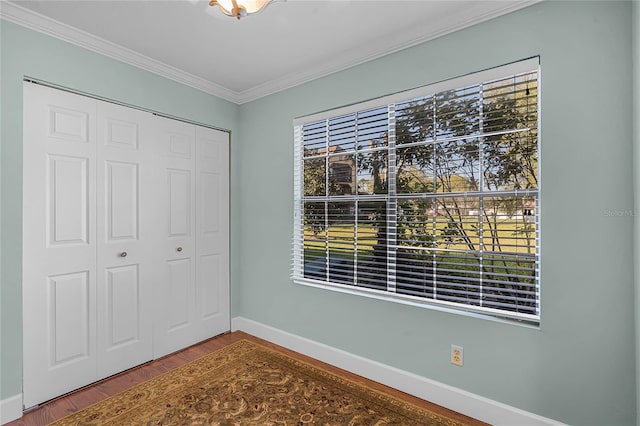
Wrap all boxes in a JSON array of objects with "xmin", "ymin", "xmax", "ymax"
[
  {"xmin": 232, "ymin": 316, "xmax": 564, "ymax": 426},
  {"xmin": 0, "ymin": 394, "xmax": 22, "ymax": 425}
]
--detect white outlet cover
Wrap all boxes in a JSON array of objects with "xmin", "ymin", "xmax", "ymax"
[{"xmin": 451, "ymin": 344, "xmax": 464, "ymax": 367}]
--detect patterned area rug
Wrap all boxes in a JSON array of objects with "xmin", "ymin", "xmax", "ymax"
[{"xmin": 50, "ymin": 339, "xmax": 473, "ymax": 425}]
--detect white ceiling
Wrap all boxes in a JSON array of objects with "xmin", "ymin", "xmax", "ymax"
[{"xmin": 2, "ymin": 0, "xmax": 538, "ymax": 104}]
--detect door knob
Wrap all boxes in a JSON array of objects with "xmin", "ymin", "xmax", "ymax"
[
  {"xmin": 120, "ymin": 251, "xmax": 127, "ymax": 257},
  {"xmin": 177, "ymin": 247, "xmax": 183, "ymax": 252}
]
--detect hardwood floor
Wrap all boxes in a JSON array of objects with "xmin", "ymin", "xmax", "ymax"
[{"xmin": 8, "ymin": 331, "xmax": 486, "ymax": 425}]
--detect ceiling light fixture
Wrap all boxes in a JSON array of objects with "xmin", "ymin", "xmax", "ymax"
[{"xmin": 209, "ymin": 0, "xmax": 271, "ymax": 20}]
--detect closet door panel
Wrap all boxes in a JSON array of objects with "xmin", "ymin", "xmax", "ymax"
[
  {"xmin": 195, "ymin": 127, "xmax": 230, "ymax": 340},
  {"xmin": 165, "ymin": 164, "xmax": 193, "ymax": 331},
  {"xmin": 48, "ymin": 271, "xmax": 91, "ymax": 365},
  {"xmin": 168, "ymin": 169, "xmax": 192, "ymax": 236},
  {"xmin": 153, "ymin": 117, "xmax": 197, "ymax": 358},
  {"xmin": 96, "ymin": 101, "xmax": 153, "ymax": 378},
  {"xmin": 198, "ymin": 254, "xmax": 221, "ymax": 319},
  {"xmin": 105, "ymin": 265, "xmax": 141, "ymax": 347},
  {"xmin": 23, "ymin": 83, "xmax": 97, "ymax": 408},
  {"xmin": 48, "ymin": 155, "xmax": 90, "ymax": 245},
  {"xmin": 166, "ymin": 258, "xmax": 192, "ymax": 330},
  {"xmin": 105, "ymin": 161, "xmax": 138, "ymax": 240}
]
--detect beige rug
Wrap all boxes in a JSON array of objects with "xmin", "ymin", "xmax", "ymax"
[{"xmin": 50, "ymin": 339, "xmax": 475, "ymax": 425}]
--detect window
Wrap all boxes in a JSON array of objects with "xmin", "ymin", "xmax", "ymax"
[{"xmin": 293, "ymin": 58, "xmax": 540, "ymax": 324}]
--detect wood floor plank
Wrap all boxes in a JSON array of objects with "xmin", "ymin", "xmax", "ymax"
[{"xmin": 7, "ymin": 331, "xmax": 486, "ymax": 426}]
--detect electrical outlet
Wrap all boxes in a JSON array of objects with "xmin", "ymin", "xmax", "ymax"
[{"xmin": 451, "ymin": 345, "xmax": 463, "ymax": 367}]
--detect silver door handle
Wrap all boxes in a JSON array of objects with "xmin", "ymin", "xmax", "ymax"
[
  {"xmin": 177, "ymin": 247, "xmax": 183, "ymax": 252},
  {"xmin": 120, "ymin": 251, "xmax": 127, "ymax": 257}
]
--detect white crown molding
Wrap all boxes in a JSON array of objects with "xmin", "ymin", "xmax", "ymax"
[
  {"xmin": 0, "ymin": 0, "xmax": 241, "ymax": 104},
  {"xmin": 1, "ymin": 0, "xmax": 540, "ymax": 105},
  {"xmin": 234, "ymin": 0, "xmax": 542, "ymax": 104}
]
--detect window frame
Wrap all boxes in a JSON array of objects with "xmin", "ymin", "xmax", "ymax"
[{"xmin": 292, "ymin": 57, "xmax": 541, "ymax": 325}]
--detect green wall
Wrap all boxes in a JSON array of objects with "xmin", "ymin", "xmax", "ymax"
[
  {"xmin": 235, "ymin": 2, "xmax": 635, "ymax": 424},
  {"xmin": 1, "ymin": 1, "xmax": 637, "ymax": 425},
  {"xmin": 0, "ymin": 20, "xmax": 240, "ymax": 400}
]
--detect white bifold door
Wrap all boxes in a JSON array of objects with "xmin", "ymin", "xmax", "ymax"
[
  {"xmin": 152, "ymin": 117, "xmax": 231, "ymax": 358},
  {"xmin": 22, "ymin": 82, "xmax": 230, "ymax": 408}
]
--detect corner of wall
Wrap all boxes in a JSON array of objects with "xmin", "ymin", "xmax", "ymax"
[{"xmin": 633, "ymin": 1, "xmax": 640, "ymax": 424}]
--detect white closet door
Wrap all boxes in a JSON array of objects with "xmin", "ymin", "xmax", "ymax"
[
  {"xmin": 23, "ymin": 83, "xmax": 98, "ymax": 407},
  {"xmin": 96, "ymin": 101, "xmax": 154, "ymax": 378},
  {"xmin": 153, "ymin": 116, "xmax": 199, "ymax": 358},
  {"xmin": 195, "ymin": 126, "xmax": 230, "ymax": 341},
  {"xmin": 23, "ymin": 82, "xmax": 231, "ymax": 406}
]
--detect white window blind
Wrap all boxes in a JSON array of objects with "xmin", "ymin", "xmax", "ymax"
[{"xmin": 293, "ymin": 58, "xmax": 540, "ymax": 324}]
